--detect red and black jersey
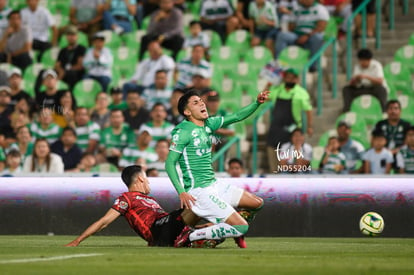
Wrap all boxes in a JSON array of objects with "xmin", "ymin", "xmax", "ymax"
[{"xmin": 112, "ymin": 192, "xmax": 169, "ymax": 242}]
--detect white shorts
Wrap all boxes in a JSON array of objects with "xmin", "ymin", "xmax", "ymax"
[{"xmin": 188, "ymin": 180, "xmax": 244, "ymax": 224}]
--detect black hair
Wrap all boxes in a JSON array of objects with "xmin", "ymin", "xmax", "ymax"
[
  {"xmin": 173, "ymin": 87, "xmax": 186, "ymax": 94},
  {"xmin": 371, "ymin": 129, "xmax": 386, "ymax": 138},
  {"xmin": 290, "ymin": 128, "xmax": 303, "ymax": 137},
  {"xmin": 328, "ymin": 136, "xmax": 339, "ymax": 142},
  {"xmin": 121, "ymin": 165, "xmax": 143, "ymax": 188},
  {"xmin": 110, "ymin": 108, "xmax": 123, "ymax": 114},
  {"xmin": 7, "ymin": 149, "xmax": 21, "ymax": 159},
  {"xmin": 228, "ymin": 158, "xmax": 243, "ymax": 167},
  {"xmin": 404, "ymin": 126, "xmax": 414, "ymax": 138},
  {"xmin": 62, "ymin": 127, "xmax": 77, "ymax": 137},
  {"xmin": 110, "ymin": 87, "xmax": 122, "ymax": 94},
  {"xmin": 177, "ymin": 89, "xmax": 201, "ymax": 118},
  {"xmin": 386, "ymin": 99, "xmax": 401, "ymax": 110},
  {"xmin": 357, "ymin": 48, "xmax": 373, "ymax": 60},
  {"xmin": 7, "ymin": 10, "xmax": 20, "ymax": 19},
  {"xmin": 126, "ymin": 89, "xmax": 140, "ymax": 96},
  {"xmin": 189, "ymin": 20, "xmax": 201, "ymax": 27},
  {"xmin": 146, "ymin": 168, "xmax": 158, "ymax": 177},
  {"xmin": 156, "ymin": 138, "xmax": 170, "ymax": 147},
  {"xmin": 155, "ymin": 69, "xmax": 168, "ymax": 75},
  {"xmin": 151, "ymin": 102, "xmax": 166, "ymax": 112}
]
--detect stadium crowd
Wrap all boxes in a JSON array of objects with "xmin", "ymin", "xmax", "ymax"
[{"xmin": 0, "ymin": 0, "xmax": 413, "ymax": 176}]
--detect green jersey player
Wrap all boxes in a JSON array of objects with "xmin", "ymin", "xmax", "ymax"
[{"xmin": 166, "ymin": 89, "xmax": 269, "ymax": 248}]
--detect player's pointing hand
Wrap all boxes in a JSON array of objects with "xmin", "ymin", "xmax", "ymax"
[{"xmin": 257, "ymin": 90, "xmax": 270, "ymax": 104}]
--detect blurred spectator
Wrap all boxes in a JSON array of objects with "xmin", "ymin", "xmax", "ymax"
[
  {"xmin": 319, "ymin": 136, "xmax": 346, "ymax": 174},
  {"xmin": 279, "ymin": 128, "xmax": 312, "ymax": 173},
  {"xmin": 336, "ymin": 121, "xmax": 365, "ymax": 173},
  {"xmin": 248, "ymin": 0, "xmax": 279, "ymax": 55},
  {"xmin": 342, "ymin": 48, "xmax": 387, "ymax": 112},
  {"xmin": 0, "ymin": 86, "xmax": 13, "ymax": 138},
  {"xmin": 320, "ymin": 0, "xmax": 351, "ymax": 38},
  {"xmin": 83, "ymin": 32, "xmax": 113, "ymax": 91},
  {"xmin": 374, "ymin": 100, "xmax": 411, "ymax": 170},
  {"xmin": 118, "ymin": 129, "xmax": 157, "ymax": 168},
  {"xmin": 51, "ymin": 127, "xmax": 82, "ymax": 171},
  {"xmin": 21, "ymin": 0, "xmax": 57, "ymax": 62},
  {"xmin": 69, "ymin": 152, "xmax": 97, "ymax": 172},
  {"xmin": 74, "ymin": 107, "xmax": 101, "ymax": 153},
  {"xmin": 52, "ymin": 90, "xmax": 77, "ymax": 128},
  {"xmin": 363, "ymin": 129, "xmax": 393, "ymax": 174},
  {"xmin": 0, "ymin": 0, "xmax": 11, "ymax": 38},
  {"xmin": 108, "ymin": 87, "xmax": 128, "ymax": 110},
  {"xmin": 30, "ymin": 108, "xmax": 62, "ymax": 144},
  {"xmin": 146, "ymin": 167, "xmax": 159, "ymax": 177},
  {"xmin": 23, "ymin": 138, "xmax": 64, "ymax": 173},
  {"xmin": 35, "ymin": 69, "xmax": 61, "ymax": 109},
  {"xmin": 8, "ymin": 68, "xmax": 28, "ymax": 108},
  {"xmin": 236, "ymin": 0, "xmax": 254, "ymax": 32},
  {"xmin": 278, "ymin": 0, "xmax": 298, "ymax": 29},
  {"xmin": 274, "ymin": 0, "xmax": 329, "ymax": 70},
  {"xmin": 227, "ymin": 157, "xmax": 244, "ymax": 178},
  {"xmin": 124, "ymin": 40, "xmax": 175, "ymax": 95},
  {"xmin": 0, "ymin": 140, "xmax": 4, "ymax": 171},
  {"xmin": 175, "ymin": 45, "xmax": 211, "ymax": 89},
  {"xmin": 142, "ymin": 69, "xmax": 172, "ymax": 110},
  {"xmin": 0, "ymin": 10, "xmax": 33, "ymax": 71},
  {"xmin": 200, "ymin": 0, "xmax": 239, "ymax": 42},
  {"xmin": 99, "ymin": 109, "xmax": 135, "ymax": 166},
  {"xmin": 7, "ymin": 125, "xmax": 33, "ymax": 166},
  {"xmin": 183, "ymin": 21, "xmax": 210, "ymax": 51},
  {"xmin": 397, "ymin": 126, "xmax": 414, "ymax": 174},
  {"xmin": 203, "ymin": 90, "xmax": 235, "ymax": 149},
  {"xmin": 123, "ymin": 90, "xmax": 150, "ymax": 131},
  {"xmin": 90, "ymin": 92, "xmax": 111, "ymax": 129},
  {"xmin": 352, "ymin": 0, "xmax": 375, "ymax": 38},
  {"xmin": 55, "ymin": 25, "xmax": 87, "ymax": 89},
  {"xmin": 139, "ymin": 103, "xmax": 173, "ymax": 147},
  {"xmin": 103, "ymin": 0, "xmax": 137, "ymax": 34},
  {"xmin": 166, "ymin": 87, "xmax": 185, "ymax": 125},
  {"xmin": 2, "ymin": 149, "xmax": 22, "ymax": 174},
  {"xmin": 266, "ymin": 68, "xmax": 313, "ymax": 172},
  {"xmin": 10, "ymin": 96, "xmax": 36, "ymax": 133},
  {"xmin": 139, "ymin": 0, "xmax": 184, "ymax": 60},
  {"xmin": 147, "ymin": 139, "xmax": 169, "ymax": 172},
  {"xmin": 142, "ymin": 0, "xmax": 159, "ymax": 18},
  {"xmin": 189, "ymin": 71, "xmax": 210, "ymax": 90},
  {"xmin": 70, "ymin": 0, "xmax": 104, "ymax": 42}
]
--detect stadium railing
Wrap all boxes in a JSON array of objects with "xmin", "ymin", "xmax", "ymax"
[
  {"xmin": 211, "ymin": 136, "xmax": 241, "ymax": 172},
  {"xmin": 346, "ymin": 0, "xmax": 382, "ymax": 80}
]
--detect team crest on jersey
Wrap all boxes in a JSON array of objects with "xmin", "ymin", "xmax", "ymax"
[
  {"xmin": 205, "ymin": 127, "xmax": 212, "ymax": 134},
  {"xmin": 192, "ymin": 129, "xmax": 198, "ymax": 137},
  {"xmin": 173, "ymin": 134, "xmax": 179, "ymax": 141},
  {"xmin": 119, "ymin": 201, "xmax": 128, "ymax": 210}
]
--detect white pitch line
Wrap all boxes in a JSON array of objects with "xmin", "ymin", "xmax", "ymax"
[{"xmin": 0, "ymin": 253, "xmax": 103, "ymax": 264}]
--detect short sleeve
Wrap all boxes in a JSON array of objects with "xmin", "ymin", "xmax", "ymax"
[
  {"xmin": 300, "ymin": 92, "xmax": 313, "ymax": 111},
  {"xmin": 170, "ymin": 128, "xmax": 190, "ymax": 154},
  {"xmin": 386, "ymin": 151, "xmax": 394, "ymax": 163},
  {"xmin": 112, "ymin": 196, "xmax": 129, "ymax": 215},
  {"xmin": 317, "ymin": 5, "xmax": 330, "ymax": 21},
  {"xmin": 206, "ymin": 116, "xmax": 224, "ymax": 131}
]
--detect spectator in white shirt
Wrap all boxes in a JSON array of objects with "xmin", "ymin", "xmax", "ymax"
[
  {"xmin": 342, "ymin": 48, "xmax": 388, "ymax": 112},
  {"xmin": 183, "ymin": 20, "xmax": 210, "ymax": 50},
  {"xmin": 142, "ymin": 69, "xmax": 173, "ymax": 110},
  {"xmin": 23, "ymin": 138, "xmax": 64, "ymax": 173},
  {"xmin": 83, "ymin": 32, "xmax": 113, "ymax": 91},
  {"xmin": 21, "ymin": 0, "xmax": 57, "ymax": 62},
  {"xmin": 123, "ymin": 40, "xmax": 175, "ymax": 97},
  {"xmin": 363, "ymin": 129, "xmax": 393, "ymax": 174}
]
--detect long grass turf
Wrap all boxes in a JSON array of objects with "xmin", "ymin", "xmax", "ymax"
[{"xmin": 0, "ymin": 236, "xmax": 414, "ymax": 274}]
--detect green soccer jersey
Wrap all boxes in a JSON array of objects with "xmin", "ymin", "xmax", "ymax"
[
  {"xmin": 169, "ymin": 116, "xmax": 224, "ymax": 191},
  {"xmin": 100, "ymin": 124, "xmax": 135, "ymax": 150},
  {"xmin": 399, "ymin": 146, "xmax": 414, "ymax": 174},
  {"xmin": 320, "ymin": 152, "xmax": 346, "ymax": 174}
]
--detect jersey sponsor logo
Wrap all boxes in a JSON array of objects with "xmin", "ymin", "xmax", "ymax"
[
  {"xmin": 192, "ymin": 129, "xmax": 198, "ymax": 137},
  {"xmin": 194, "ymin": 138, "xmax": 201, "ymax": 147},
  {"xmin": 196, "ymin": 148, "xmax": 212, "ymax": 156}
]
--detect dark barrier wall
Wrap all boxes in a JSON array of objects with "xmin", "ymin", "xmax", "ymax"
[{"xmin": 1, "ymin": 177, "xmax": 414, "ymax": 237}]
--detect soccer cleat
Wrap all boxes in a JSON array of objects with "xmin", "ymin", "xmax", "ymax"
[
  {"xmin": 174, "ymin": 226, "xmax": 192, "ymax": 248},
  {"xmin": 234, "ymin": 236, "xmax": 247, "ymax": 248},
  {"xmin": 190, "ymin": 239, "xmax": 218, "ymax": 248}
]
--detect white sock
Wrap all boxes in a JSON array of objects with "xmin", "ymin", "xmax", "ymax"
[{"xmin": 188, "ymin": 223, "xmax": 243, "ymax": 241}]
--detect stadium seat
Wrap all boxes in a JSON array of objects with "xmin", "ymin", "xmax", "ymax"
[
  {"xmin": 123, "ymin": 30, "xmax": 146, "ymax": 50},
  {"xmin": 176, "ymin": 47, "xmax": 193, "ymax": 62},
  {"xmin": 318, "ymin": 129, "xmax": 337, "ymax": 147},
  {"xmin": 204, "ymin": 30, "xmax": 222, "ymax": 49},
  {"xmin": 188, "ymin": 0, "xmax": 201, "ymax": 16},
  {"xmin": 113, "ymin": 46, "xmax": 138, "ymax": 77},
  {"xmin": 9, "ymin": 0, "xmax": 25, "ymax": 9},
  {"xmin": 142, "ymin": 48, "xmax": 173, "ymax": 59},
  {"xmin": 350, "ymin": 95, "xmax": 383, "ymax": 126},
  {"xmin": 210, "ymin": 46, "xmax": 239, "ymax": 75},
  {"xmin": 23, "ymin": 63, "xmax": 45, "ymax": 86},
  {"xmin": 73, "ymin": 79, "xmax": 102, "ymax": 108},
  {"xmin": 233, "ymin": 62, "xmax": 260, "ymax": 90},
  {"xmin": 225, "ymin": 30, "xmax": 251, "ymax": 59},
  {"xmin": 40, "ymin": 47, "xmax": 60, "ymax": 67},
  {"xmin": 311, "ymin": 145, "xmax": 324, "ymax": 171},
  {"xmin": 21, "ymin": 79, "xmax": 35, "ymax": 98},
  {"xmin": 243, "ymin": 46, "xmax": 273, "ymax": 72},
  {"xmin": 219, "ymin": 77, "xmax": 242, "ymax": 103},
  {"xmin": 141, "ymin": 16, "xmax": 151, "ymax": 30},
  {"xmin": 398, "ymin": 95, "xmax": 414, "ymax": 124},
  {"xmin": 59, "ymin": 31, "xmax": 89, "ymax": 48},
  {"xmin": 100, "ymin": 30, "xmax": 122, "ymax": 49},
  {"xmin": 277, "ymin": 46, "xmax": 310, "ymax": 72},
  {"xmin": 0, "ymin": 63, "xmax": 18, "ymax": 73},
  {"xmin": 53, "ymin": 13, "xmax": 69, "ymax": 27},
  {"xmin": 394, "ymin": 45, "xmax": 414, "ymax": 73},
  {"xmin": 324, "ymin": 17, "xmax": 338, "ymax": 40},
  {"xmin": 383, "ymin": 61, "xmax": 411, "ymax": 92}
]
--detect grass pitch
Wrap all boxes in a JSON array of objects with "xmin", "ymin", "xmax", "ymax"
[{"xmin": 0, "ymin": 236, "xmax": 414, "ymax": 274}]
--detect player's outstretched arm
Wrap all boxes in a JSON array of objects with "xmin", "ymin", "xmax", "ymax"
[
  {"xmin": 65, "ymin": 209, "xmax": 120, "ymax": 247},
  {"xmin": 222, "ymin": 91, "xmax": 270, "ymax": 127}
]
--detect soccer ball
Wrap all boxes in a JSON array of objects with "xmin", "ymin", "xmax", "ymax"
[{"xmin": 359, "ymin": 212, "xmax": 385, "ymax": 236}]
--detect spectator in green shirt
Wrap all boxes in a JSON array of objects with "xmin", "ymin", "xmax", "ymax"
[
  {"xmin": 108, "ymin": 87, "xmax": 128, "ymax": 111},
  {"xmin": 266, "ymin": 68, "xmax": 313, "ymax": 173}
]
